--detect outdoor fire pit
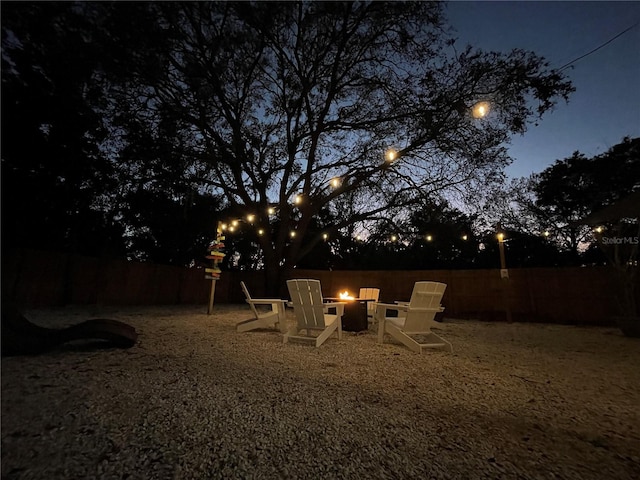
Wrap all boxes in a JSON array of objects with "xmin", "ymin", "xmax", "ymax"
[{"xmin": 325, "ymin": 291, "xmax": 371, "ymax": 332}]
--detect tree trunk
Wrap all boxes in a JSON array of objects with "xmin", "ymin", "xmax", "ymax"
[{"xmin": 263, "ymin": 255, "xmax": 294, "ymax": 298}]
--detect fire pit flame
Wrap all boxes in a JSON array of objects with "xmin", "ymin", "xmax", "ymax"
[{"xmin": 339, "ymin": 290, "xmax": 355, "ymax": 300}]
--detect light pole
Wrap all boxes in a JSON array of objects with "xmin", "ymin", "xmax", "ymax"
[{"xmin": 496, "ymin": 223, "xmax": 512, "ymax": 323}]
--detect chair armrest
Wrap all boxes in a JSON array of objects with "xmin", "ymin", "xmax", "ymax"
[
  {"xmin": 323, "ymin": 301, "xmax": 346, "ymax": 308},
  {"xmin": 247, "ymin": 298, "xmax": 287, "ymax": 304},
  {"xmin": 408, "ymin": 307, "xmax": 444, "ymax": 313},
  {"xmin": 374, "ymin": 302, "xmax": 409, "ymax": 314},
  {"xmin": 247, "ymin": 299, "xmax": 287, "ymax": 310},
  {"xmin": 323, "ymin": 301, "xmax": 345, "ymax": 316}
]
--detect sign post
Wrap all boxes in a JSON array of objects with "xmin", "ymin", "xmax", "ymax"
[{"xmin": 205, "ymin": 222, "xmax": 225, "ymax": 315}]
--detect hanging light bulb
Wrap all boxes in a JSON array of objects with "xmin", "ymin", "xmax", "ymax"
[
  {"xmin": 472, "ymin": 101, "xmax": 490, "ymax": 118},
  {"xmin": 385, "ymin": 149, "xmax": 398, "ymax": 162}
]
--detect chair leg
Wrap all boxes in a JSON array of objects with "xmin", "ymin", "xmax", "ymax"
[
  {"xmin": 236, "ymin": 318, "xmax": 263, "ymax": 333},
  {"xmin": 283, "ymin": 326, "xmax": 298, "ymax": 344},
  {"xmin": 426, "ymin": 331, "xmax": 453, "ymax": 352},
  {"xmin": 377, "ymin": 316, "xmax": 386, "ymax": 343},
  {"xmin": 385, "ymin": 323, "xmax": 422, "ymax": 353},
  {"xmin": 276, "ymin": 311, "xmax": 289, "ymax": 333},
  {"xmin": 315, "ymin": 322, "xmax": 337, "ymax": 347}
]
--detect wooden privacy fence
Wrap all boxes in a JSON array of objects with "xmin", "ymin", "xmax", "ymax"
[
  {"xmin": 3, "ymin": 248, "xmax": 632, "ymax": 326},
  {"xmin": 3, "ymin": 249, "xmax": 210, "ymax": 307}
]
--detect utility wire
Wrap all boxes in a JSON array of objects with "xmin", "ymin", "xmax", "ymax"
[{"xmin": 557, "ymin": 21, "xmax": 639, "ymax": 72}]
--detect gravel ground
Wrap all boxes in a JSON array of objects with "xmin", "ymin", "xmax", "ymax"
[{"xmin": 2, "ymin": 304, "xmax": 639, "ymax": 480}]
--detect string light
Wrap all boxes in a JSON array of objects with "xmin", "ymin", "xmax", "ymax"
[
  {"xmin": 219, "ymin": 212, "xmax": 490, "ymax": 250},
  {"xmin": 472, "ymin": 101, "xmax": 490, "ymax": 118},
  {"xmin": 385, "ymin": 149, "xmax": 398, "ymax": 162}
]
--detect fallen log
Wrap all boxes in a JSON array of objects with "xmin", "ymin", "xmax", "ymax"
[{"xmin": 1, "ymin": 303, "xmax": 138, "ymax": 356}]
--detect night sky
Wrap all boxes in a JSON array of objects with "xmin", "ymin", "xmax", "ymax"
[{"xmin": 446, "ymin": 1, "xmax": 640, "ymax": 179}]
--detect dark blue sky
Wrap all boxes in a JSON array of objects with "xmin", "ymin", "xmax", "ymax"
[{"xmin": 446, "ymin": 1, "xmax": 640, "ymax": 179}]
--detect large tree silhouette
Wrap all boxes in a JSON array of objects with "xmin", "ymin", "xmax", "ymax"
[
  {"xmin": 1, "ymin": 3, "xmax": 125, "ymax": 256},
  {"xmin": 3, "ymin": 2, "xmax": 574, "ymax": 292},
  {"xmin": 1, "ymin": 3, "xmax": 222, "ymax": 262},
  {"xmin": 523, "ymin": 137, "xmax": 639, "ymax": 261},
  {"xmin": 104, "ymin": 1, "xmax": 572, "ymax": 291}
]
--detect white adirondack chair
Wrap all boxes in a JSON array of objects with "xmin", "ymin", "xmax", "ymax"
[
  {"xmin": 237, "ymin": 281, "xmax": 288, "ymax": 333},
  {"xmin": 395, "ymin": 281, "xmax": 446, "ymax": 309},
  {"xmin": 375, "ymin": 281, "xmax": 452, "ymax": 353},
  {"xmin": 285, "ymin": 279, "xmax": 344, "ymax": 347},
  {"xmin": 359, "ymin": 287, "xmax": 380, "ymax": 319}
]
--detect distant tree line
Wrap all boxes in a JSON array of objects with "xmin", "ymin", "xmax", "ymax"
[{"xmin": 3, "ymin": 2, "xmax": 633, "ymax": 280}]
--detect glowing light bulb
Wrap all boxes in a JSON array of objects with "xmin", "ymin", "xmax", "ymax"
[
  {"xmin": 472, "ymin": 101, "xmax": 490, "ymax": 119},
  {"xmin": 385, "ymin": 149, "xmax": 398, "ymax": 162}
]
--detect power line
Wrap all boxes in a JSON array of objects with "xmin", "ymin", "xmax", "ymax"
[{"xmin": 557, "ymin": 21, "xmax": 639, "ymax": 72}]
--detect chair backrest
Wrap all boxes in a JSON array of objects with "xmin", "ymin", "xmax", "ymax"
[
  {"xmin": 404, "ymin": 282, "xmax": 446, "ymax": 332},
  {"xmin": 359, "ymin": 287, "xmax": 380, "ymax": 316},
  {"xmin": 359, "ymin": 287, "xmax": 380, "ymax": 301},
  {"xmin": 240, "ymin": 281, "xmax": 258, "ymax": 317},
  {"xmin": 408, "ymin": 281, "xmax": 445, "ymax": 305},
  {"xmin": 287, "ymin": 279, "xmax": 327, "ymax": 329}
]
